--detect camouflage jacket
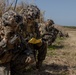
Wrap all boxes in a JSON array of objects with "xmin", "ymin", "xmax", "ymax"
[{"xmin": 22, "ymin": 21, "xmax": 41, "ymax": 41}]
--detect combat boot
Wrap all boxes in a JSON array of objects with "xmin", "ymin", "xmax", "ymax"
[{"xmin": 36, "ymin": 60, "xmax": 43, "ymax": 70}]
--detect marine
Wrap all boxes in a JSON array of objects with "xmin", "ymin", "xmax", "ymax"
[
  {"xmin": 45, "ymin": 19, "xmax": 59, "ymax": 45},
  {"xmin": 38, "ymin": 19, "xmax": 59, "ymax": 46},
  {"xmin": 0, "ymin": 10, "xmax": 35, "ymax": 75},
  {"xmin": 19, "ymin": 4, "xmax": 47, "ymax": 70},
  {"xmin": 0, "ymin": 4, "xmax": 47, "ymax": 75}
]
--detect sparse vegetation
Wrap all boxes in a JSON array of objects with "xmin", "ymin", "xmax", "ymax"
[
  {"xmin": 0, "ymin": 0, "xmax": 76, "ymax": 75},
  {"xmin": 64, "ymin": 26, "xmax": 76, "ymax": 29}
]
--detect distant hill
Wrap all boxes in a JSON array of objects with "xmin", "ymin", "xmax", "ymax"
[{"xmin": 63, "ymin": 26, "xmax": 76, "ymax": 29}]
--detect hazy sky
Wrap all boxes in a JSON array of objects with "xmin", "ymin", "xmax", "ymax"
[{"xmin": 17, "ymin": 0, "xmax": 76, "ymax": 26}]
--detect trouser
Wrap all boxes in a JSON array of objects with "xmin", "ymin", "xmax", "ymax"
[
  {"xmin": 29, "ymin": 40, "xmax": 47, "ymax": 69},
  {"xmin": 10, "ymin": 52, "xmax": 35, "ymax": 75},
  {"xmin": 35, "ymin": 41, "xmax": 47, "ymax": 69},
  {"xmin": 0, "ymin": 63, "xmax": 11, "ymax": 75},
  {"xmin": 10, "ymin": 41, "xmax": 47, "ymax": 75}
]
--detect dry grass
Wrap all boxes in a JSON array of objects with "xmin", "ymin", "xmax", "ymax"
[{"xmin": 23, "ymin": 27, "xmax": 76, "ymax": 75}]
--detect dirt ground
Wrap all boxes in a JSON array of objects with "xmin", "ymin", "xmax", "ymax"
[
  {"xmin": 24, "ymin": 27, "xmax": 76, "ymax": 75},
  {"xmin": 43, "ymin": 28, "xmax": 76, "ymax": 75}
]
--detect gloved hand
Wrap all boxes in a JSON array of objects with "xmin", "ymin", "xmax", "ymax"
[{"xmin": 25, "ymin": 54, "xmax": 35, "ymax": 64}]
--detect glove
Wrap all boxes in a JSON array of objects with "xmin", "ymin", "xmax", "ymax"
[
  {"xmin": 28, "ymin": 38, "xmax": 42, "ymax": 44},
  {"xmin": 25, "ymin": 54, "xmax": 35, "ymax": 64}
]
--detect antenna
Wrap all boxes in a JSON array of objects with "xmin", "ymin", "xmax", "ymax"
[{"xmin": 14, "ymin": 0, "xmax": 18, "ymax": 11}]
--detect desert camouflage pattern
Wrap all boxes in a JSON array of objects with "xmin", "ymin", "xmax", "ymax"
[
  {"xmin": 20, "ymin": 5, "xmax": 40, "ymax": 21},
  {"xmin": 0, "ymin": 4, "xmax": 47, "ymax": 75},
  {"xmin": 0, "ymin": 10, "xmax": 35, "ymax": 75},
  {"xmin": 0, "ymin": 3, "xmax": 68, "ymax": 75},
  {"xmin": 39, "ymin": 19, "xmax": 59, "ymax": 46}
]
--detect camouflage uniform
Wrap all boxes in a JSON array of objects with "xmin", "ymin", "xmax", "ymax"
[
  {"xmin": 10, "ymin": 21, "xmax": 47, "ymax": 74},
  {"xmin": 25, "ymin": 21, "xmax": 47, "ymax": 70},
  {"xmin": 39, "ymin": 19, "xmax": 59, "ymax": 46},
  {"xmin": 0, "ymin": 5, "xmax": 47, "ymax": 75},
  {"xmin": 0, "ymin": 10, "xmax": 17, "ymax": 75},
  {"xmin": 45, "ymin": 19, "xmax": 59, "ymax": 45},
  {"xmin": 0, "ymin": 10, "xmax": 35, "ymax": 75},
  {"xmin": 20, "ymin": 5, "xmax": 47, "ymax": 70}
]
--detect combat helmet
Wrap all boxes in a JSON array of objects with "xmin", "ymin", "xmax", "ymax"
[
  {"xmin": 21, "ymin": 4, "xmax": 40, "ymax": 20},
  {"xmin": 2, "ymin": 10, "xmax": 23, "ymax": 26},
  {"xmin": 46, "ymin": 19, "xmax": 54, "ymax": 26}
]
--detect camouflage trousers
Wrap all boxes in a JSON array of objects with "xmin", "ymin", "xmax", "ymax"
[
  {"xmin": 0, "ymin": 63, "xmax": 11, "ymax": 75},
  {"xmin": 10, "ymin": 52, "xmax": 35, "ymax": 75},
  {"xmin": 34, "ymin": 41, "xmax": 47, "ymax": 69},
  {"xmin": 10, "ymin": 41, "xmax": 47, "ymax": 75},
  {"xmin": 0, "ymin": 54, "xmax": 34, "ymax": 75},
  {"xmin": 27, "ymin": 40, "xmax": 47, "ymax": 69}
]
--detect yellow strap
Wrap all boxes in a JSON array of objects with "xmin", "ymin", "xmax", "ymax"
[{"xmin": 28, "ymin": 38, "xmax": 42, "ymax": 44}]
